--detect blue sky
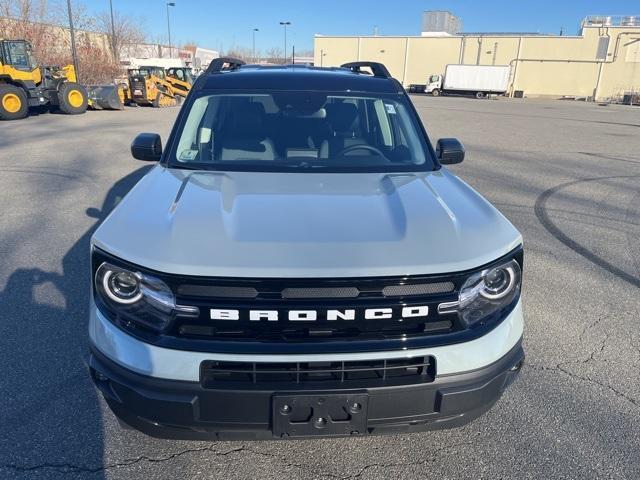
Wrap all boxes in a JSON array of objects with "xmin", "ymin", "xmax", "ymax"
[{"xmin": 83, "ymin": 0, "xmax": 639, "ymax": 53}]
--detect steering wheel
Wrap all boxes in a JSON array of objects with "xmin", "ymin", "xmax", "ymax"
[{"xmin": 337, "ymin": 144, "xmax": 386, "ymax": 157}]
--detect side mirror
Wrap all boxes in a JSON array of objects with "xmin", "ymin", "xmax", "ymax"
[
  {"xmin": 436, "ymin": 138, "xmax": 465, "ymax": 165},
  {"xmin": 131, "ymin": 133, "xmax": 162, "ymax": 161}
]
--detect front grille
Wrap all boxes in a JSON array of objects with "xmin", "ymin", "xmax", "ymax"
[
  {"xmin": 200, "ymin": 356, "xmax": 435, "ymax": 388},
  {"xmin": 172, "ymin": 275, "xmax": 462, "ymax": 343},
  {"xmin": 382, "ymin": 281, "xmax": 454, "ymax": 297},
  {"xmin": 282, "ymin": 287, "xmax": 360, "ymax": 299},
  {"xmin": 92, "ymin": 245, "xmax": 524, "ymax": 354}
]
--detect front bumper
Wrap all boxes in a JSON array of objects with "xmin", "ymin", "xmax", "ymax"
[{"xmin": 90, "ymin": 340, "xmax": 524, "ymax": 440}]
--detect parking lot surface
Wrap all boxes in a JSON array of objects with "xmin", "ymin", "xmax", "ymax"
[{"xmin": 1, "ymin": 97, "xmax": 639, "ymax": 479}]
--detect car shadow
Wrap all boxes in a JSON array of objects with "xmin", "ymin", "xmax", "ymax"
[{"xmin": 0, "ymin": 165, "xmax": 152, "ymax": 477}]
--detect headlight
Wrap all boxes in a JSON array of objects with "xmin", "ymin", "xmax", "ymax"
[
  {"xmin": 95, "ymin": 262, "xmax": 198, "ymax": 333},
  {"xmin": 440, "ymin": 259, "xmax": 521, "ymax": 328},
  {"xmin": 102, "ymin": 269, "xmax": 142, "ymax": 304}
]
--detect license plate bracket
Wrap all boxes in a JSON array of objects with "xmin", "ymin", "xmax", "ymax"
[{"xmin": 272, "ymin": 393, "xmax": 368, "ymax": 438}]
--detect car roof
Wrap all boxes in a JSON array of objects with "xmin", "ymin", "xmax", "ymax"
[{"xmin": 198, "ymin": 65, "xmax": 402, "ymax": 94}]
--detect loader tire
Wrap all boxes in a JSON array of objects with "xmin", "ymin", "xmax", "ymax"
[
  {"xmin": 0, "ymin": 84, "xmax": 29, "ymax": 120},
  {"xmin": 58, "ymin": 82, "xmax": 88, "ymax": 115}
]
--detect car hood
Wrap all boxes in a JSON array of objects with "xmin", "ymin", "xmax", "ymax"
[{"xmin": 92, "ymin": 166, "xmax": 522, "ymax": 277}]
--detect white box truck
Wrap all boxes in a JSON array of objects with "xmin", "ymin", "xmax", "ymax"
[{"xmin": 426, "ymin": 65, "xmax": 511, "ymax": 99}]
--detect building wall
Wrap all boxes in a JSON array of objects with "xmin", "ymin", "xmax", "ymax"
[{"xmin": 314, "ymin": 25, "xmax": 640, "ymax": 100}]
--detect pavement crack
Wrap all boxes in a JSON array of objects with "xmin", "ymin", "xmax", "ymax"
[
  {"xmin": 336, "ymin": 441, "xmax": 477, "ymax": 479},
  {"xmin": 1, "ymin": 440, "xmax": 481, "ymax": 478},
  {"xmin": 528, "ymin": 357, "xmax": 639, "ymax": 410},
  {"xmin": 0, "ymin": 445, "xmax": 245, "ymax": 475},
  {"xmin": 554, "ymin": 363, "xmax": 639, "ymax": 408}
]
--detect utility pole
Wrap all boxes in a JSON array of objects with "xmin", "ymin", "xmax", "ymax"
[
  {"xmin": 66, "ymin": 0, "xmax": 80, "ymax": 82},
  {"xmin": 166, "ymin": 2, "xmax": 175, "ymax": 58},
  {"xmin": 252, "ymin": 28, "xmax": 259, "ymax": 63},
  {"xmin": 109, "ymin": 0, "xmax": 117, "ymax": 59},
  {"xmin": 279, "ymin": 21, "xmax": 291, "ymax": 64}
]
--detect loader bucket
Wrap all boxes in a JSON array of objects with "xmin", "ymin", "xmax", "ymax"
[{"xmin": 87, "ymin": 85, "xmax": 124, "ymax": 110}]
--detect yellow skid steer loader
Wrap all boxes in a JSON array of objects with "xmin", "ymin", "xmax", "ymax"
[
  {"xmin": 165, "ymin": 67, "xmax": 193, "ymax": 98},
  {"xmin": 126, "ymin": 66, "xmax": 180, "ymax": 108}
]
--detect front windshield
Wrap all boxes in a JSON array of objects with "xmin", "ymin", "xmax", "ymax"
[
  {"xmin": 170, "ymin": 91, "xmax": 434, "ymax": 172},
  {"xmin": 8, "ymin": 41, "xmax": 33, "ymax": 70}
]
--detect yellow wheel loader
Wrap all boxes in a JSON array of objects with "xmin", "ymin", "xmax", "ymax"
[
  {"xmin": 165, "ymin": 67, "xmax": 193, "ymax": 98},
  {"xmin": 0, "ymin": 39, "xmax": 88, "ymax": 120},
  {"xmin": 126, "ymin": 66, "xmax": 180, "ymax": 108}
]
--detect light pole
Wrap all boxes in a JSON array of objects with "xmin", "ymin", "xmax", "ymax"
[
  {"xmin": 252, "ymin": 28, "xmax": 259, "ymax": 63},
  {"xmin": 279, "ymin": 21, "xmax": 291, "ymax": 63},
  {"xmin": 66, "ymin": 0, "xmax": 80, "ymax": 81},
  {"xmin": 108, "ymin": 0, "xmax": 116, "ymax": 58},
  {"xmin": 166, "ymin": 2, "xmax": 175, "ymax": 58}
]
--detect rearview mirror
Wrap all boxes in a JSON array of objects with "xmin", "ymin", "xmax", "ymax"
[
  {"xmin": 131, "ymin": 133, "xmax": 162, "ymax": 161},
  {"xmin": 436, "ymin": 138, "xmax": 465, "ymax": 165}
]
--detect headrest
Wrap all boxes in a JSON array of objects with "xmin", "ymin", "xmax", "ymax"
[
  {"xmin": 226, "ymin": 102, "xmax": 266, "ymax": 139},
  {"xmin": 326, "ymin": 103, "xmax": 359, "ymax": 132}
]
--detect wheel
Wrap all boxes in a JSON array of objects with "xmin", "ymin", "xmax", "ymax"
[
  {"xmin": 475, "ymin": 91, "xmax": 486, "ymax": 99},
  {"xmin": 0, "ymin": 84, "xmax": 29, "ymax": 120},
  {"xmin": 57, "ymin": 82, "xmax": 88, "ymax": 114},
  {"xmin": 431, "ymin": 88, "xmax": 440, "ymax": 97}
]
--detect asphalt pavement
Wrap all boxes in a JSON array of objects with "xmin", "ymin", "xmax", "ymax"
[{"xmin": 0, "ymin": 96, "xmax": 638, "ymax": 479}]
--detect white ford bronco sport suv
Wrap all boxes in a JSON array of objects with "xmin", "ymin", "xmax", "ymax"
[{"xmin": 89, "ymin": 59, "xmax": 524, "ymax": 440}]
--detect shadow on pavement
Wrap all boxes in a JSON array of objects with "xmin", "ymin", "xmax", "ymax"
[{"xmin": 0, "ymin": 165, "xmax": 152, "ymax": 478}]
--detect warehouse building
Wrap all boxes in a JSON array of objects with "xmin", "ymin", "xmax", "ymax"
[{"xmin": 314, "ymin": 14, "xmax": 640, "ymax": 101}]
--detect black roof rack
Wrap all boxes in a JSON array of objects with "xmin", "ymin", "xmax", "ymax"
[
  {"xmin": 341, "ymin": 62, "xmax": 392, "ymax": 79},
  {"xmin": 205, "ymin": 57, "xmax": 246, "ymax": 75}
]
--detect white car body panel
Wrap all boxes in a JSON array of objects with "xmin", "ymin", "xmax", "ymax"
[{"xmin": 92, "ymin": 165, "xmax": 522, "ymax": 278}]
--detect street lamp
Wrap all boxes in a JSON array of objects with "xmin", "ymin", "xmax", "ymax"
[
  {"xmin": 252, "ymin": 28, "xmax": 259, "ymax": 63},
  {"xmin": 166, "ymin": 2, "xmax": 175, "ymax": 58},
  {"xmin": 66, "ymin": 0, "xmax": 79, "ymax": 81},
  {"xmin": 279, "ymin": 21, "xmax": 291, "ymax": 63},
  {"xmin": 108, "ymin": 0, "xmax": 117, "ymax": 59}
]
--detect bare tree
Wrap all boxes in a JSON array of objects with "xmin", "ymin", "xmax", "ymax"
[
  {"xmin": 96, "ymin": 9, "xmax": 145, "ymax": 61},
  {"xmin": 0, "ymin": 0, "xmax": 127, "ymax": 83},
  {"xmin": 265, "ymin": 47, "xmax": 284, "ymax": 64},
  {"xmin": 0, "ymin": 0, "xmax": 59, "ymax": 62},
  {"xmin": 224, "ymin": 45, "xmax": 252, "ymax": 62}
]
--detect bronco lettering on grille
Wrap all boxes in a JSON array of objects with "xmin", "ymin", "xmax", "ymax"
[{"xmin": 210, "ymin": 307, "xmax": 430, "ymax": 322}]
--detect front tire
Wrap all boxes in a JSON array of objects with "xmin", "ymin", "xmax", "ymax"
[
  {"xmin": 58, "ymin": 82, "xmax": 88, "ymax": 114},
  {"xmin": 0, "ymin": 84, "xmax": 29, "ymax": 120},
  {"xmin": 431, "ymin": 88, "xmax": 440, "ymax": 97}
]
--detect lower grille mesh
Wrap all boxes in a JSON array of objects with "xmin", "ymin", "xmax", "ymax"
[{"xmin": 200, "ymin": 356, "xmax": 435, "ymax": 388}]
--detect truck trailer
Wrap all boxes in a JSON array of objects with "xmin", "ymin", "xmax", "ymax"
[{"xmin": 426, "ymin": 64, "xmax": 511, "ymax": 99}]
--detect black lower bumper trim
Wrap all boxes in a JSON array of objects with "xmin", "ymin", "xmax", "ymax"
[{"xmin": 89, "ymin": 341, "xmax": 524, "ymax": 440}]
